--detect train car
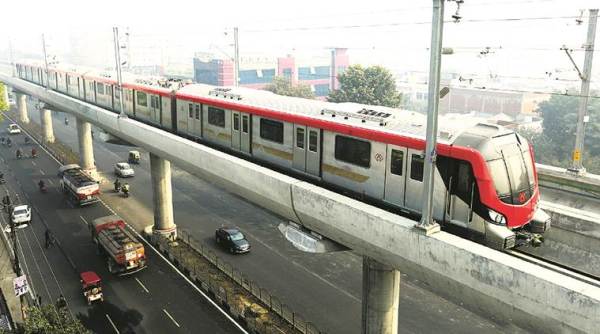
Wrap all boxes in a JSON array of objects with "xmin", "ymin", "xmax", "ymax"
[{"xmin": 13, "ymin": 61, "xmax": 550, "ymax": 250}]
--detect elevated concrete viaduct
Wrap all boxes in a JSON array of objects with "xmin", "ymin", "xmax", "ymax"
[{"xmin": 2, "ymin": 74, "xmax": 599, "ymax": 334}]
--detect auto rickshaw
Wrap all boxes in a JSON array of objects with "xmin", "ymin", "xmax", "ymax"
[
  {"xmin": 128, "ymin": 150, "xmax": 141, "ymax": 164},
  {"xmin": 80, "ymin": 271, "xmax": 103, "ymax": 305}
]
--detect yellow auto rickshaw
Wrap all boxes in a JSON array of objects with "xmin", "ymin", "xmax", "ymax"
[{"xmin": 128, "ymin": 150, "xmax": 141, "ymax": 164}]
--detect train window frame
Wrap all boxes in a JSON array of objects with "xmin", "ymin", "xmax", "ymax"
[
  {"xmin": 136, "ymin": 91, "xmax": 148, "ymax": 107},
  {"xmin": 114, "ymin": 89, "xmax": 120, "ymax": 100},
  {"xmin": 410, "ymin": 154, "xmax": 424, "ymax": 182},
  {"xmin": 207, "ymin": 107, "xmax": 226, "ymax": 128},
  {"xmin": 195, "ymin": 105, "xmax": 200, "ymax": 120},
  {"xmin": 242, "ymin": 115, "xmax": 249, "ymax": 134},
  {"xmin": 390, "ymin": 149, "xmax": 404, "ymax": 176},
  {"xmin": 233, "ymin": 114, "xmax": 240, "ymax": 131},
  {"xmin": 96, "ymin": 82, "xmax": 104, "ymax": 95},
  {"xmin": 188, "ymin": 104, "xmax": 193, "ymax": 118},
  {"xmin": 309, "ymin": 130, "xmax": 318, "ymax": 152},
  {"xmin": 260, "ymin": 118, "xmax": 284, "ymax": 144},
  {"xmin": 334, "ymin": 135, "xmax": 371, "ymax": 168},
  {"xmin": 150, "ymin": 95, "xmax": 159, "ymax": 109},
  {"xmin": 296, "ymin": 128, "xmax": 305, "ymax": 149}
]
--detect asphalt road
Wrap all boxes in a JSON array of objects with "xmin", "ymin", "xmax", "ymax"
[
  {"xmin": 21, "ymin": 99, "xmax": 529, "ymax": 334},
  {"xmin": 0, "ymin": 116, "xmax": 244, "ymax": 333}
]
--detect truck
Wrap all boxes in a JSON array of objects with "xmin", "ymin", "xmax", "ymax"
[
  {"xmin": 59, "ymin": 164, "xmax": 99, "ymax": 206},
  {"xmin": 91, "ymin": 215, "xmax": 147, "ymax": 275}
]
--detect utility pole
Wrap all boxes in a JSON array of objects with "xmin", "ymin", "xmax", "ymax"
[
  {"xmin": 233, "ymin": 27, "xmax": 240, "ymax": 87},
  {"xmin": 9, "ymin": 38, "xmax": 15, "ymax": 77},
  {"xmin": 113, "ymin": 27, "xmax": 126, "ymax": 118},
  {"xmin": 416, "ymin": 0, "xmax": 445, "ymax": 234},
  {"xmin": 569, "ymin": 9, "xmax": 598, "ymax": 174},
  {"xmin": 330, "ymin": 48, "xmax": 336, "ymax": 90},
  {"xmin": 42, "ymin": 34, "xmax": 50, "ymax": 89}
]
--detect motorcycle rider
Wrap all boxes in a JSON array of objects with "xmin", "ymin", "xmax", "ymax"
[
  {"xmin": 121, "ymin": 183, "xmax": 130, "ymax": 197},
  {"xmin": 16, "ymin": 148, "xmax": 22, "ymax": 159},
  {"xmin": 38, "ymin": 179, "xmax": 45, "ymax": 190},
  {"xmin": 114, "ymin": 178, "xmax": 121, "ymax": 192},
  {"xmin": 64, "ymin": 117, "xmax": 69, "ymax": 125},
  {"xmin": 31, "ymin": 148, "xmax": 37, "ymax": 158}
]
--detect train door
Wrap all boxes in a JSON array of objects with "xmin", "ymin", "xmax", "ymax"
[
  {"xmin": 293, "ymin": 125, "xmax": 321, "ymax": 177},
  {"xmin": 384, "ymin": 145, "xmax": 407, "ymax": 207},
  {"xmin": 193, "ymin": 104, "xmax": 201, "ymax": 136},
  {"xmin": 240, "ymin": 113, "xmax": 251, "ymax": 154},
  {"xmin": 405, "ymin": 149, "xmax": 425, "ymax": 212},
  {"xmin": 231, "ymin": 111, "xmax": 241, "ymax": 150},
  {"xmin": 448, "ymin": 161, "xmax": 474, "ymax": 227}
]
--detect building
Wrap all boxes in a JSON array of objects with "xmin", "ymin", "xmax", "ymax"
[{"xmin": 193, "ymin": 49, "xmax": 349, "ymax": 98}]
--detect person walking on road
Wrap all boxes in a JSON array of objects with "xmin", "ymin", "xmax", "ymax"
[{"xmin": 45, "ymin": 229, "xmax": 53, "ymax": 249}]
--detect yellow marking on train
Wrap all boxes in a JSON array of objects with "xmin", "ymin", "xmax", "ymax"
[
  {"xmin": 253, "ymin": 143, "xmax": 293, "ymax": 161},
  {"xmin": 217, "ymin": 133, "xmax": 232, "ymax": 141},
  {"xmin": 322, "ymin": 164, "xmax": 369, "ymax": 183}
]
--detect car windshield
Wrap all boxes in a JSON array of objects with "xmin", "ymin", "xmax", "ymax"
[
  {"xmin": 230, "ymin": 232, "xmax": 245, "ymax": 241},
  {"xmin": 13, "ymin": 209, "xmax": 27, "ymax": 216},
  {"xmin": 9, "ymin": 125, "xmax": 17, "ymax": 129},
  {"xmin": 119, "ymin": 164, "xmax": 130, "ymax": 169}
]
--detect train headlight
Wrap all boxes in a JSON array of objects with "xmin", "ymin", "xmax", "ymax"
[{"xmin": 488, "ymin": 209, "xmax": 506, "ymax": 226}]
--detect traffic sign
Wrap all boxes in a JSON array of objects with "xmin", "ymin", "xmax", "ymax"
[
  {"xmin": 573, "ymin": 150, "xmax": 581, "ymax": 162},
  {"xmin": 13, "ymin": 275, "xmax": 28, "ymax": 297}
]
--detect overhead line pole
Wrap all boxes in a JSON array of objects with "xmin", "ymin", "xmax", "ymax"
[
  {"xmin": 234, "ymin": 27, "xmax": 240, "ymax": 87},
  {"xmin": 113, "ymin": 27, "xmax": 126, "ymax": 118},
  {"xmin": 42, "ymin": 34, "xmax": 50, "ymax": 89},
  {"xmin": 416, "ymin": 0, "xmax": 444, "ymax": 234},
  {"xmin": 570, "ymin": 8, "xmax": 598, "ymax": 174}
]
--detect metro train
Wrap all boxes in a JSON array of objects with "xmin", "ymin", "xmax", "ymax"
[{"xmin": 14, "ymin": 61, "xmax": 551, "ymax": 250}]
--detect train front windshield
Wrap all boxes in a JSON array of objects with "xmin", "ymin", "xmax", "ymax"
[{"xmin": 487, "ymin": 135, "xmax": 536, "ymax": 205}]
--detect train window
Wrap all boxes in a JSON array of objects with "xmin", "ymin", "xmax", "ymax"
[
  {"xmin": 456, "ymin": 162, "xmax": 472, "ymax": 196},
  {"xmin": 97, "ymin": 83, "xmax": 104, "ymax": 95},
  {"xmin": 335, "ymin": 135, "xmax": 370, "ymax": 168},
  {"xmin": 233, "ymin": 114, "xmax": 240, "ymax": 131},
  {"xmin": 309, "ymin": 130, "xmax": 318, "ymax": 152},
  {"xmin": 296, "ymin": 128, "xmax": 305, "ymax": 149},
  {"xmin": 260, "ymin": 118, "xmax": 284, "ymax": 144},
  {"xmin": 242, "ymin": 115, "xmax": 249, "ymax": 133},
  {"xmin": 390, "ymin": 150, "xmax": 404, "ymax": 176},
  {"xmin": 188, "ymin": 104, "xmax": 193, "ymax": 118},
  {"xmin": 208, "ymin": 107, "xmax": 225, "ymax": 127},
  {"xmin": 115, "ymin": 89, "xmax": 120, "ymax": 100},
  {"xmin": 107, "ymin": 86, "xmax": 113, "ymax": 96},
  {"xmin": 137, "ymin": 91, "xmax": 148, "ymax": 107},
  {"xmin": 410, "ymin": 154, "xmax": 424, "ymax": 181}
]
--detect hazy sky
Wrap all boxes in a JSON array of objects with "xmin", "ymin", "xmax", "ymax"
[{"xmin": 1, "ymin": 0, "xmax": 599, "ymax": 89}]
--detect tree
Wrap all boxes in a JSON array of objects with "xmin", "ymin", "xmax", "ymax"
[
  {"xmin": 0, "ymin": 83, "xmax": 8, "ymax": 112},
  {"xmin": 533, "ymin": 92, "xmax": 600, "ymax": 173},
  {"xmin": 327, "ymin": 65, "xmax": 402, "ymax": 107},
  {"xmin": 23, "ymin": 304, "xmax": 90, "ymax": 334},
  {"xmin": 264, "ymin": 76, "xmax": 315, "ymax": 99}
]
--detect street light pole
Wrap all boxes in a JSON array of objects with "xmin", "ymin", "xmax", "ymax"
[
  {"xmin": 416, "ymin": 0, "xmax": 444, "ymax": 234},
  {"xmin": 42, "ymin": 34, "xmax": 50, "ymax": 89},
  {"xmin": 9, "ymin": 38, "xmax": 15, "ymax": 77},
  {"xmin": 570, "ymin": 9, "xmax": 598, "ymax": 174},
  {"xmin": 113, "ymin": 27, "xmax": 126, "ymax": 118}
]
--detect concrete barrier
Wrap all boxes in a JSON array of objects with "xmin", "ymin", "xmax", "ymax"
[{"xmin": 3, "ymin": 75, "xmax": 600, "ymax": 333}]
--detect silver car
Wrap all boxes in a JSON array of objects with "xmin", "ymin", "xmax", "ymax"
[{"xmin": 114, "ymin": 162, "xmax": 135, "ymax": 177}]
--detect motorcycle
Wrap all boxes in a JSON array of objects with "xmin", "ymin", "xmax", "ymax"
[
  {"xmin": 7, "ymin": 140, "xmax": 12, "ymax": 147},
  {"xmin": 39, "ymin": 183, "xmax": 48, "ymax": 193},
  {"xmin": 121, "ymin": 184, "xmax": 130, "ymax": 198},
  {"xmin": 24, "ymin": 137, "xmax": 30, "ymax": 144},
  {"xmin": 31, "ymin": 149, "xmax": 37, "ymax": 158},
  {"xmin": 113, "ymin": 181, "xmax": 121, "ymax": 193},
  {"xmin": 16, "ymin": 150, "xmax": 22, "ymax": 159}
]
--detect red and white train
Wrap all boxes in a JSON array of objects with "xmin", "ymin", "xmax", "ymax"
[{"xmin": 15, "ymin": 62, "xmax": 551, "ymax": 250}]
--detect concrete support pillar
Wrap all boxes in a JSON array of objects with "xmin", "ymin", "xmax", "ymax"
[
  {"xmin": 76, "ymin": 118, "xmax": 96, "ymax": 177},
  {"xmin": 39, "ymin": 108, "xmax": 54, "ymax": 144},
  {"xmin": 16, "ymin": 94, "xmax": 29, "ymax": 124},
  {"xmin": 362, "ymin": 257, "xmax": 400, "ymax": 334},
  {"xmin": 150, "ymin": 153, "xmax": 176, "ymax": 241}
]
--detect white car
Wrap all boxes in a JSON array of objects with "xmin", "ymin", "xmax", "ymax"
[
  {"xmin": 7, "ymin": 124, "xmax": 21, "ymax": 135},
  {"xmin": 114, "ymin": 162, "xmax": 135, "ymax": 177},
  {"xmin": 12, "ymin": 205, "xmax": 31, "ymax": 227}
]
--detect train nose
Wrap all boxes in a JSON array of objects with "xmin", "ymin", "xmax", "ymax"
[{"xmin": 530, "ymin": 208, "xmax": 551, "ymax": 233}]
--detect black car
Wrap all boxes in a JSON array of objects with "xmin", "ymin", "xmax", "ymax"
[{"xmin": 215, "ymin": 227, "xmax": 250, "ymax": 254}]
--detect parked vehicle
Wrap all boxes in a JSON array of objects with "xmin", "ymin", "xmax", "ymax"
[
  {"xmin": 7, "ymin": 124, "xmax": 21, "ymax": 135},
  {"xmin": 114, "ymin": 162, "xmax": 134, "ymax": 177},
  {"xmin": 80, "ymin": 271, "xmax": 103, "ymax": 305},
  {"xmin": 11, "ymin": 205, "xmax": 31, "ymax": 228},
  {"xmin": 215, "ymin": 227, "xmax": 250, "ymax": 254},
  {"xmin": 59, "ymin": 165, "xmax": 99, "ymax": 206}
]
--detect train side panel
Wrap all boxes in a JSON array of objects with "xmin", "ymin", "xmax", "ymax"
[{"xmin": 251, "ymin": 116, "xmax": 293, "ymax": 169}]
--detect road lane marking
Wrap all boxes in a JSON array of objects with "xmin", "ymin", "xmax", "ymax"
[
  {"xmin": 31, "ymin": 161, "xmax": 36, "ymax": 166},
  {"xmin": 135, "ymin": 277, "xmax": 150, "ymax": 293},
  {"xmin": 47, "ymin": 179, "xmax": 53, "ymax": 185},
  {"xmin": 162, "ymin": 309, "xmax": 180, "ymax": 328},
  {"xmin": 39, "ymin": 169, "xmax": 45, "ymax": 175},
  {"xmin": 79, "ymin": 216, "xmax": 89, "ymax": 226},
  {"xmin": 106, "ymin": 314, "xmax": 120, "ymax": 334}
]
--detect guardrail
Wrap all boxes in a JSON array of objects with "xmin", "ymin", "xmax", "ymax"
[{"xmin": 156, "ymin": 230, "xmax": 323, "ymax": 334}]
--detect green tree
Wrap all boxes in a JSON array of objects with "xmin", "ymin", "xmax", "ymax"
[
  {"xmin": 533, "ymin": 92, "xmax": 600, "ymax": 173},
  {"xmin": 264, "ymin": 76, "xmax": 315, "ymax": 99},
  {"xmin": 327, "ymin": 65, "xmax": 402, "ymax": 107},
  {"xmin": 23, "ymin": 304, "xmax": 90, "ymax": 334},
  {"xmin": 0, "ymin": 83, "xmax": 8, "ymax": 112}
]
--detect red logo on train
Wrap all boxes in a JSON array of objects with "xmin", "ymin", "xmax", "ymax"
[{"xmin": 518, "ymin": 192, "xmax": 526, "ymax": 203}]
